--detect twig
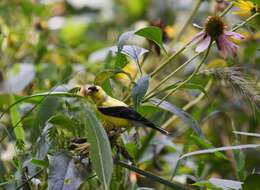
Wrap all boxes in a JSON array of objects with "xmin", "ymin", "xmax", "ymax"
[{"xmin": 16, "ymin": 168, "xmax": 45, "ymax": 190}]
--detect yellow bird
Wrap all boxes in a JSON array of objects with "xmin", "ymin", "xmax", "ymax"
[{"xmin": 79, "ymin": 84, "xmax": 170, "ymax": 135}]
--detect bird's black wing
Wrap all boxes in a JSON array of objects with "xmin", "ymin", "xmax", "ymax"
[{"xmin": 98, "ymin": 106, "xmax": 170, "ymax": 135}]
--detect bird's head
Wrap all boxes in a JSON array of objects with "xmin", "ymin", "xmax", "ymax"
[{"xmin": 79, "ymin": 85, "xmax": 107, "ymax": 104}]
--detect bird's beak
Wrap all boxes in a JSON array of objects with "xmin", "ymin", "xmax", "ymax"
[{"xmin": 79, "ymin": 85, "xmax": 91, "ymax": 97}]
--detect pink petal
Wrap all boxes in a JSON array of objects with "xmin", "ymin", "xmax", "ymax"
[
  {"xmin": 217, "ymin": 35, "xmax": 239, "ymax": 58},
  {"xmin": 187, "ymin": 31, "xmax": 206, "ymax": 45},
  {"xmin": 224, "ymin": 31, "xmax": 244, "ymax": 40},
  {"xmin": 195, "ymin": 35, "xmax": 211, "ymax": 53}
]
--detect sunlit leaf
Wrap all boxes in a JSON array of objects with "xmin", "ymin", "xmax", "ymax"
[
  {"xmin": 84, "ymin": 108, "xmax": 113, "ymax": 190},
  {"xmin": 135, "ymin": 26, "xmax": 167, "ymax": 54},
  {"xmin": 233, "ymin": 131, "xmax": 260, "ymax": 138},
  {"xmin": 132, "ymin": 75, "xmax": 149, "ymax": 109},
  {"xmin": 209, "ymin": 178, "xmax": 243, "ymax": 190}
]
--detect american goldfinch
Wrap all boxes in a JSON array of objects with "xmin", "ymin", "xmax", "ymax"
[{"xmin": 79, "ymin": 85, "xmax": 170, "ymax": 135}]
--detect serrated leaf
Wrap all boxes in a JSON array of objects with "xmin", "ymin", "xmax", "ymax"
[
  {"xmin": 135, "ymin": 26, "xmax": 167, "ymax": 54},
  {"xmin": 132, "ymin": 75, "xmax": 149, "ymax": 109},
  {"xmin": 150, "ymin": 98, "xmax": 204, "ymax": 138},
  {"xmin": 84, "ymin": 108, "xmax": 113, "ymax": 190},
  {"xmin": 48, "ymin": 152, "xmax": 87, "ymax": 190},
  {"xmin": 180, "ymin": 144, "xmax": 260, "ymax": 159}
]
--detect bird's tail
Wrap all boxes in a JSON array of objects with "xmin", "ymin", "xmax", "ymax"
[
  {"xmin": 134, "ymin": 119, "xmax": 171, "ymax": 136},
  {"xmin": 152, "ymin": 126, "xmax": 171, "ymax": 136}
]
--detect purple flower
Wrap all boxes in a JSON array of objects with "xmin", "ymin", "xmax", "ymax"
[{"xmin": 189, "ymin": 16, "xmax": 244, "ymax": 58}]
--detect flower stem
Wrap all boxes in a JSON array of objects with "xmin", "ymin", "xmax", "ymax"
[
  {"xmin": 175, "ymin": 0, "xmax": 203, "ymax": 41},
  {"xmin": 232, "ymin": 12, "xmax": 260, "ymax": 31},
  {"xmin": 219, "ymin": 1, "xmax": 234, "ymax": 17},
  {"xmin": 156, "ymin": 41, "xmax": 213, "ymax": 106},
  {"xmin": 150, "ymin": 45, "xmax": 188, "ymax": 78},
  {"xmin": 149, "ymin": 0, "xmax": 234, "ymax": 79},
  {"xmin": 144, "ymin": 53, "xmax": 200, "ymax": 101},
  {"xmin": 161, "ymin": 79, "xmax": 213, "ymax": 129}
]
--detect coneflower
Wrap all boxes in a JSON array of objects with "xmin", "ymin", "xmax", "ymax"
[{"xmin": 189, "ymin": 16, "xmax": 244, "ymax": 58}]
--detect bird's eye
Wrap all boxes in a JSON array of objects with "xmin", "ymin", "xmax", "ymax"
[{"xmin": 88, "ymin": 86, "xmax": 99, "ymax": 92}]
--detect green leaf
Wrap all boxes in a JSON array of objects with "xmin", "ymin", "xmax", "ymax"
[
  {"xmin": 115, "ymin": 52, "xmax": 128, "ymax": 69},
  {"xmin": 31, "ymin": 158, "xmax": 48, "ymax": 168},
  {"xmin": 48, "ymin": 152, "xmax": 88, "ymax": 190},
  {"xmin": 34, "ymin": 96, "xmax": 59, "ymax": 128},
  {"xmin": 193, "ymin": 181, "xmax": 223, "ymax": 190},
  {"xmin": 150, "ymin": 98, "xmax": 204, "ymax": 138},
  {"xmin": 48, "ymin": 114, "xmax": 74, "ymax": 129},
  {"xmin": 191, "ymin": 135, "xmax": 227, "ymax": 159},
  {"xmin": 132, "ymin": 75, "xmax": 150, "ymax": 109},
  {"xmin": 243, "ymin": 174, "xmax": 260, "ymax": 190},
  {"xmin": 10, "ymin": 95, "xmax": 25, "ymax": 143},
  {"xmin": 135, "ymin": 26, "xmax": 167, "ymax": 54},
  {"xmin": 84, "ymin": 108, "xmax": 113, "ymax": 190},
  {"xmin": 249, "ymin": 0, "xmax": 260, "ymax": 5}
]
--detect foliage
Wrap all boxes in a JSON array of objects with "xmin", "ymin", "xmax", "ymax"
[{"xmin": 0, "ymin": 0, "xmax": 260, "ymax": 190}]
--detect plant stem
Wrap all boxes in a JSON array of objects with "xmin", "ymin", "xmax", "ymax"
[
  {"xmin": 149, "ymin": 0, "xmax": 234, "ymax": 79},
  {"xmin": 150, "ymin": 45, "xmax": 188, "ymax": 78},
  {"xmin": 156, "ymin": 42, "xmax": 213, "ymax": 106},
  {"xmin": 16, "ymin": 168, "xmax": 46, "ymax": 190},
  {"xmin": 175, "ymin": 0, "xmax": 203, "ymax": 41},
  {"xmin": 144, "ymin": 53, "xmax": 200, "ymax": 101},
  {"xmin": 219, "ymin": 1, "xmax": 234, "ymax": 17},
  {"xmin": 114, "ymin": 160, "xmax": 192, "ymax": 190},
  {"xmin": 0, "ymin": 92, "xmax": 83, "ymax": 143},
  {"xmin": 232, "ymin": 12, "xmax": 260, "ymax": 31},
  {"xmin": 161, "ymin": 79, "xmax": 212, "ymax": 130}
]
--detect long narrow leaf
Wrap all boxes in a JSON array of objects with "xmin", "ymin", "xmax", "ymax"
[
  {"xmin": 150, "ymin": 98, "xmax": 204, "ymax": 138},
  {"xmin": 180, "ymin": 144, "xmax": 260, "ymax": 159},
  {"xmin": 233, "ymin": 131, "xmax": 260, "ymax": 138},
  {"xmin": 84, "ymin": 108, "xmax": 113, "ymax": 190}
]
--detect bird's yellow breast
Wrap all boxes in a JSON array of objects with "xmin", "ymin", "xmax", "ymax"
[
  {"xmin": 98, "ymin": 110, "xmax": 129, "ymax": 127},
  {"xmin": 97, "ymin": 96, "xmax": 130, "ymax": 128}
]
